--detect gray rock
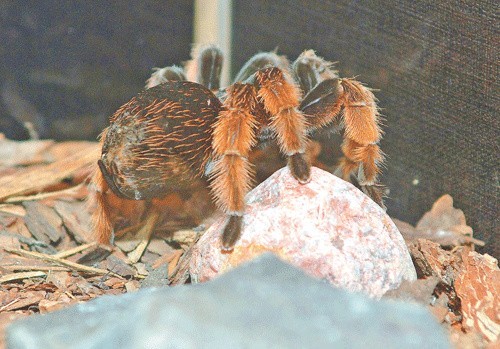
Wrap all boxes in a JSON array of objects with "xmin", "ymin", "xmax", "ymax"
[
  {"xmin": 190, "ymin": 167, "xmax": 417, "ymax": 299},
  {"xmin": 7, "ymin": 254, "xmax": 450, "ymax": 349}
]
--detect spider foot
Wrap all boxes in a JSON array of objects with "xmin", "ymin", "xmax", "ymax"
[
  {"xmin": 221, "ymin": 215, "xmax": 243, "ymax": 251},
  {"xmin": 288, "ymin": 153, "xmax": 311, "ymax": 184},
  {"xmin": 361, "ymin": 184, "xmax": 387, "ymax": 210}
]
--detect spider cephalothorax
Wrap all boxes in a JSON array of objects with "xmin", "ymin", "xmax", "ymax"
[{"xmin": 92, "ymin": 45, "xmax": 384, "ymax": 251}]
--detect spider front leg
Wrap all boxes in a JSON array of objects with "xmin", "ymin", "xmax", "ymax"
[
  {"xmin": 337, "ymin": 79, "xmax": 385, "ymax": 208},
  {"xmin": 210, "ymin": 83, "xmax": 258, "ymax": 250},
  {"xmin": 295, "ymin": 52, "xmax": 385, "ymax": 207},
  {"xmin": 255, "ymin": 67, "xmax": 311, "ymax": 183}
]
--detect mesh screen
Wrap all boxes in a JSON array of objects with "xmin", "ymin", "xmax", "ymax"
[{"xmin": 232, "ymin": 0, "xmax": 499, "ymax": 257}]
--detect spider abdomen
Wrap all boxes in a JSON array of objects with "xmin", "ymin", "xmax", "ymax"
[{"xmin": 99, "ymin": 81, "xmax": 222, "ymax": 200}]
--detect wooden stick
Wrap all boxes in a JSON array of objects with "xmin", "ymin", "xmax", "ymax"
[
  {"xmin": 167, "ymin": 250, "xmax": 184, "ymax": 278},
  {"xmin": 0, "ymin": 271, "xmax": 46, "ymax": 284},
  {"xmin": 5, "ymin": 183, "xmax": 85, "ymax": 203},
  {"xmin": 53, "ymin": 242, "xmax": 98, "ymax": 259},
  {"xmin": 5, "ymin": 248, "xmax": 121, "ymax": 278},
  {"xmin": 127, "ymin": 209, "xmax": 161, "ymax": 264},
  {"xmin": 2, "ymin": 266, "xmax": 69, "ymax": 272}
]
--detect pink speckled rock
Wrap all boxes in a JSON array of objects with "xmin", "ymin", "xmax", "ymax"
[{"xmin": 190, "ymin": 167, "xmax": 417, "ymax": 298}]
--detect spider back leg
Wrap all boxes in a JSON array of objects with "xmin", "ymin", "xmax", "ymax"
[
  {"xmin": 210, "ymin": 83, "xmax": 258, "ymax": 250},
  {"xmin": 185, "ymin": 44, "xmax": 223, "ymax": 91},
  {"xmin": 145, "ymin": 66, "xmax": 186, "ymax": 89},
  {"xmin": 89, "ymin": 156, "xmax": 114, "ymax": 244},
  {"xmin": 234, "ymin": 51, "xmax": 288, "ymax": 83}
]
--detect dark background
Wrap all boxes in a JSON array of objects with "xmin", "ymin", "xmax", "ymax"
[
  {"xmin": 0, "ymin": 1, "xmax": 194, "ymax": 140},
  {"xmin": 1, "ymin": 1, "xmax": 497, "ymax": 257}
]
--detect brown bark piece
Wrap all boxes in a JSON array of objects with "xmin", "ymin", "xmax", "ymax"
[
  {"xmin": 45, "ymin": 271, "xmax": 71, "ymax": 290},
  {"xmin": 38, "ymin": 298, "xmax": 77, "ymax": 314},
  {"xmin": 22, "ymin": 201, "xmax": 64, "ymax": 244},
  {"xmin": 0, "ymin": 204, "xmax": 26, "ymax": 217},
  {"xmin": 454, "ymin": 251, "xmax": 500, "ymax": 343},
  {"xmin": 4, "ymin": 218, "xmax": 32, "ymax": 239},
  {"xmin": 408, "ymin": 239, "xmax": 461, "ymax": 283},
  {"xmin": 147, "ymin": 239, "xmax": 175, "ymax": 257},
  {"xmin": 0, "ymin": 291, "xmax": 45, "ymax": 312},
  {"xmin": 0, "ymin": 143, "xmax": 99, "ymax": 202},
  {"xmin": 53, "ymin": 200, "xmax": 92, "ymax": 243},
  {"xmin": 394, "ymin": 194, "xmax": 483, "ymax": 247},
  {"xmin": 0, "ymin": 137, "xmax": 54, "ymax": 168},
  {"xmin": 0, "ymin": 235, "xmax": 21, "ymax": 250}
]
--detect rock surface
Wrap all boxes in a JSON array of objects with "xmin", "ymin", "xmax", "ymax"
[
  {"xmin": 7, "ymin": 254, "xmax": 450, "ymax": 349},
  {"xmin": 190, "ymin": 167, "xmax": 416, "ymax": 298}
]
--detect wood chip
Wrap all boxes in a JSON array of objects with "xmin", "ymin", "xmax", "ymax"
[
  {"xmin": 166, "ymin": 229, "xmax": 200, "ymax": 246},
  {"xmin": 127, "ymin": 210, "xmax": 161, "ymax": 264},
  {"xmin": 6, "ymin": 184, "xmax": 87, "ymax": 204},
  {"xmin": 38, "ymin": 298, "xmax": 76, "ymax": 314},
  {"xmin": 125, "ymin": 280, "xmax": 140, "ymax": 293},
  {"xmin": 45, "ymin": 271, "xmax": 71, "ymax": 289},
  {"xmin": 0, "ymin": 234, "xmax": 21, "ymax": 250},
  {"xmin": 2, "ymin": 266, "xmax": 69, "ymax": 272},
  {"xmin": 53, "ymin": 242, "xmax": 98, "ymax": 259},
  {"xmin": 167, "ymin": 250, "xmax": 183, "ymax": 278}
]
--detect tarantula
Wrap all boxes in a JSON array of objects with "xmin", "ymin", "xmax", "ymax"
[{"xmin": 92, "ymin": 45, "xmax": 384, "ymax": 251}]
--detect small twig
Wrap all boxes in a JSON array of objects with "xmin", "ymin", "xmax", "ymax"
[
  {"xmin": 53, "ymin": 242, "xmax": 98, "ymax": 259},
  {"xmin": 0, "ymin": 299, "xmax": 20, "ymax": 312},
  {"xmin": 2, "ymin": 265, "xmax": 69, "ymax": 272},
  {"xmin": 168, "ymin": 233, "xmax": 202, "ymax": 284},
  {"xmin": 5, "ymin": 183, "xmax": 85, "ymax": 203},
  {"xmin": 5, "ymin": 248, "xmax": 121, "ymax": 278},
  {"xmin": 152, "ymin": 249, "xmax": 183, "ymax": 269},
  {"xmin": 167, "ymin": 250, "xmax": 184, "ymax": 278},
  {"xmin": 114, "ymin": 223, "xmax": 144, "ymax": 238},
  {"xmin": 127, "ymin": 209, "xmax": 161, "ymax": 264},
  {"xmin": 0, "ymin": 271, "xmax": 47, "ymax": 284}
]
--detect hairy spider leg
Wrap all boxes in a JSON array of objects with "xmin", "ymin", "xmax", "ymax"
[
  {"xmin": 90, "ymin": 155, "xmax": 114, "ymax": 244},
  {"xmin": 185, "ymin": 44, "xmax": 223, "ymax": 91},
  {"xmin": 255, "ymin": 67, "xmax": 311, "ymax": 183},
  {"xmin": 293, "ymin": 51, "xmax": 343, "ymax": 133},
  {"xmin": 234, "ymin": 51, "xmax": 288, "ymax": 83},
  {"xmin": 337, "ymin": 79, "xmax": 385, "ymax": 208},
  {"xmin": 145, "ymin": 65, "xmax": 186, "ymax": 89},
  {"xmin": 210, "ymin": 83, "xmax": 259, "ymax": 250},
  {"xmin": 292, "ymin": 49, "xmax": 339, "ymax": 95},
  {"xmin": 293, "ymin": 51, "xmax": 385, "ymax": 208}
]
